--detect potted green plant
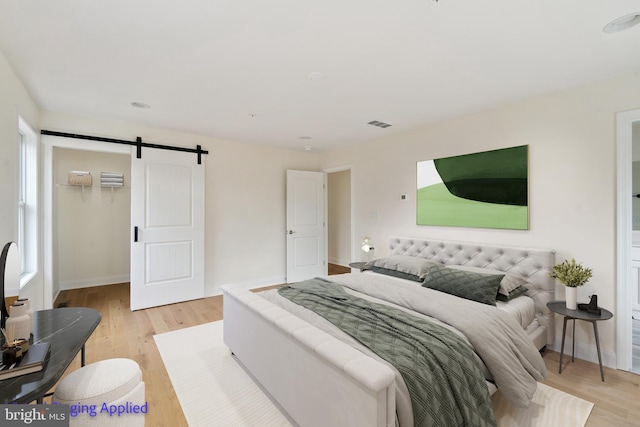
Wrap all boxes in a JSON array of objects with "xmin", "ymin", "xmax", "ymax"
[{"xmin": 549, "ymin": 258, "xmax": 593, "ymax": 310}]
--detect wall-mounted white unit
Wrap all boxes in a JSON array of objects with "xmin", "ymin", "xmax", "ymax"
[
  {"xmin": 100, "ymin": 172, "xmax": 124, "ymax": 187},
  {"xmin": 68, "ymin": 171, "xmax": 92, "ymax": 186}
]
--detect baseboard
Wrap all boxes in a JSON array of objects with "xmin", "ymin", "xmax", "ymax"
[
  {"xmin": 59, "ymin": 275, "xmax": 130, "ymax": 291},
  {"xmin": 328, "ymin": 257, "xmax": 350, "ymax": 267},
  {"xmin": 550, "ymin": 336, "xmax": 617, "ymax": 369}
]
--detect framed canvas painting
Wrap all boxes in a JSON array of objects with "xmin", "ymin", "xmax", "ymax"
[{"xmin": 416, "ymin": 145, "xmax": 529, "ymax": 230}]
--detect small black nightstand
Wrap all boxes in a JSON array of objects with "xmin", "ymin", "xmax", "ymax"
[
  {"xmin": 547, "ymin": 301, "xmax": 613, "ymax": 381},
  {"xmin": 348, "ymin": 262, "xmax": 368, "ymax": 271}
]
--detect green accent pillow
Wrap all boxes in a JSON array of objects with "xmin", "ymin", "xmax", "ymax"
[
  {"xmin": 447, "ymin": 264, "xmax": 531, "ymax": 298},
  {"xmin": 365, "ymin": 266, "xmax": 423, "ymax": 282},
  {"xmin": 365, "ymin": 255, "xmax": 439, "ymax": 280},
  {"xmin": 496, "ymin": 285, "xmax": 529, "ymax": 302},
  {"xmin": 422, "ymin": 263, "xmax": 504, "ymax": 306}
]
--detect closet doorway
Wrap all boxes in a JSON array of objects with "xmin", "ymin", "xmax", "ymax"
[
  {"xmin": 43, "ymin": 136, "xmax": 131, "ymax": 308},
  {"xmin": 326, "ymin": 166, "xmax": 353, "ymax": 272},
  {"xmin": 52, "ymin": 147, "xmax": 131, "ymax": 303}
]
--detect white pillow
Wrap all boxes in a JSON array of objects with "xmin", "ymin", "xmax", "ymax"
[{"xmin": 366, "ymin": 255, "xmax": 440, "ymax": 280}]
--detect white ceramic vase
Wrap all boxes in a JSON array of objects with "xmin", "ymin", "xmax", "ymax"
[
  {"xmin": 16, "ymin": 298, "xmax": 33, "ymax": 334},
  {"xmin": 6, "ymin": 303, "xmax": 31, "ymax": 340},
  {"xmin": 565, "ymin": 286, "xmax": 578, "ymax": 310}
]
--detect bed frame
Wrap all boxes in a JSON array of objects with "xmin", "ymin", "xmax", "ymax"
[{"xmin": 222, "ymin": 236, "xmax": 556, "ymax": 427}]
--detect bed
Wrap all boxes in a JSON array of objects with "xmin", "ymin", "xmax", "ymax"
[{"xmin": 222, "ymin": 236, "xmax": 556, "ymax": 427}]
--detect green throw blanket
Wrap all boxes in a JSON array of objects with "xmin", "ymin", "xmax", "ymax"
[{"xmin": 278, "ymin": 278, "xmax": 497, "ymax": 427}]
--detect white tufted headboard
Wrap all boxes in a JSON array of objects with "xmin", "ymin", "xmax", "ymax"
[{"xmin": 388, "ymin": 236, "xmax": 556, "ymax": 348}]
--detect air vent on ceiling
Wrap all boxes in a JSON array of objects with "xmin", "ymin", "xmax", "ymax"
[{"xmin": 368, "ymin": 120, "xmax": 392, "ymax": 128}]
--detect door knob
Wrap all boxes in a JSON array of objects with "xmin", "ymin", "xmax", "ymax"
[{"xmin": 288, "ymin": 230, "xmax": 296, "ymax": 234}]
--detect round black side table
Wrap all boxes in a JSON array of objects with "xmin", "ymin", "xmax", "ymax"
[{"xmin": 547, "ymin": 300, "xmax": 613, "ymax": 381}]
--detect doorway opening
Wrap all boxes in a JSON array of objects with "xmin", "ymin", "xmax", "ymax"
[
  {"xmin": 326, "ymin": 167, "xmax": 353, "ymax": 275},
  {"xmin": 616, "ymin": 109, "xmax": 640, "ymax": 374},
  {"xmin": 43, "ymin": 136, "xmax": 131, "ymax": 309},
  {"xmin": 630, "ymin": 121, "xmax": 640, "ymax": 374},
  {"xmin": 52, "ymin": 147, "xmax": 131, "ymax": 305}
]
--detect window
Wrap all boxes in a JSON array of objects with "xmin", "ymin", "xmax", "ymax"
[
  {"xmin": 18, "ymin": 130, "xmax": 26, "ymax": 272},
  {"xmin": 18, "ymin": 116, "xmax": 38, "ymax": 288}
]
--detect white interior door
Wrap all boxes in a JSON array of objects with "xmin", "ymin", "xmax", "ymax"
[
  {"xmin": 286, "ymin": 170, "xmax": 326, "ymax": 283},
  {"xmin": 130, "ymin": 147, "xmax": 205, "ymax": 310}
]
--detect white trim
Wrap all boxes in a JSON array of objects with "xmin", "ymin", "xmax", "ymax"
[
  {"xmin": 19, "ymin": 271, "xmax": 37, "ymax": 290},
  {"xmin": 43, "ymin": 142, "xmax": 53, "ymax": 309},
  {"xmin": 58, "ymin": 275, "xmax": 131, "ymax": 291},
  {"xmin": 616, "ymin": 108, "xmax": 640, "ymax": 371},
  {"xmin": 42, "ymin": 134, "xmax": 131, "ymax": 154},
  {"xmin": 323, "ymin": 164, "xmax": 352, "ymax": 174},
  {"xmin": 18, "ymin": 117, "xmax": 38, "ymax": 292},
  {"xmin": 554, "ymin": 336, "xmax": 617, "ymax": 370}
]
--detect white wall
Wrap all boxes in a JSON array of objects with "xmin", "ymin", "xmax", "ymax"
[
  {"xmin": 40, "ymin": 111, "xmax": 320, "ymax": 297},
  {"xmin": 320, "ymin": 73, "xmax": 640, "ymax": 363},
  {"xmin": 327, "ymin": 170, "xmax": 351, "ymax": 266},
  {"xmin": 53, "ymin": 148, "xmax": 130, "ymax": 293},
  {"xmin": 0, "ymin": 50, "xmax": 42, "ymax": 308},
  {"xmin": 3, "ymin": 38, "xmax": 638, "ymax": 366}
]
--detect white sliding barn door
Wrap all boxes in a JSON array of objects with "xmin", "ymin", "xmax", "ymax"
[
  {"xmin": 130, "ymin": 148, "xmax": 205, "ymax": 310},
  {"xmin": 286, "ymin": 170, "xmax": 326, "ymax": 283}
]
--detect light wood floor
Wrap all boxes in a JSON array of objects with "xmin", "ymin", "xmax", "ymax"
[{"xmin": 51, "ymin": 272, "xmax": 640, "ymax": 427}]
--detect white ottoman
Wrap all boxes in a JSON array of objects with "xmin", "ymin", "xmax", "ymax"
[{"xmin": 53, "ymin": 358, "xmax": 146, "ymax": 426}]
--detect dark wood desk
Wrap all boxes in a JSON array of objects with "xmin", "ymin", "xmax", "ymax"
[{"xmin": 0, "ymin": 307, "xmax": 101, "ymax": 403}]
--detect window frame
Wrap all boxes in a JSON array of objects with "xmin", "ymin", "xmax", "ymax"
[
  {"xmin": 18, "ymin": 116, "xmax": 38, "ymax": 290},
  {"xmin": 18, "ymin": 130, "xmax": 27, "ymax": 274}
]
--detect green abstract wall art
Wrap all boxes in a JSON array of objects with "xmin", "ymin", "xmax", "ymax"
[{"xmin": 416, "ymin": 145, "xmax": 529, "ymax": 230}]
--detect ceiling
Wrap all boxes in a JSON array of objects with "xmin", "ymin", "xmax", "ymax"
[{"xmin": 0, "ymin": 0, "xmax": 639, "ymax": 152}]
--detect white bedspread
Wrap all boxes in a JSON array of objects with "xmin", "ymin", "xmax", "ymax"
[
  {"xmin": 497, "ymin": 296, "xmax": 536, "ymax": 329},
  {"xmin": 260, "ymin": 272, "xmax": 546, "ymax": 426}
]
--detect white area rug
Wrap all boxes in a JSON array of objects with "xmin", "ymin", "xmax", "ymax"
[
  {"xmin": 155, "ymin": 321, "xmax": 593, "ymax": 427},
  {"xmin": 492, "ymin": 383, "xmax": 593, "ymax": 427},
  {"xmin": 154, "ymin": 321, "xmax": 296, "ymax": 427}
]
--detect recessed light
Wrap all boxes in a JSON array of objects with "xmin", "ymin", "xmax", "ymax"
[
  {"xmin": 603, "ymin": 12, "xmax": 640, "ymax": 33},
  {"xmin": 304, "ymin": 146, "xmax": 312, "ymax": 151},
  {"xmin": 130, "ymin": 102, "xmax": 150, "ymax": 109}
]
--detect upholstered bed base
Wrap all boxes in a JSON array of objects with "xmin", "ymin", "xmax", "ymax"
[
  {"xmin": 222, "ymin": 236, "xmax": 556, "ymax": 427},
  {"xmin": 224, "ymin": 286, "xmax": 396, "ymax": 427}
]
